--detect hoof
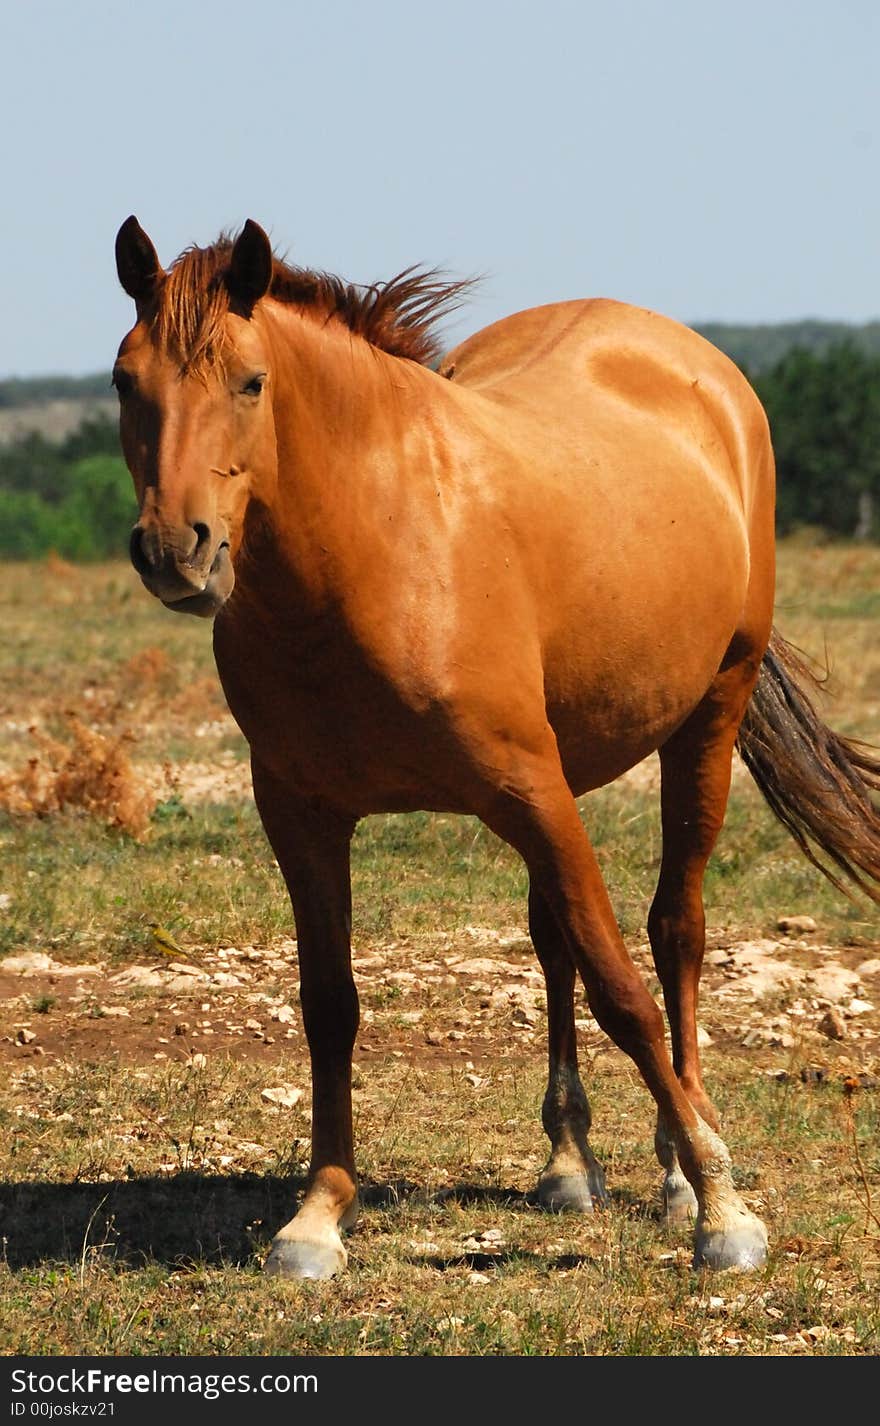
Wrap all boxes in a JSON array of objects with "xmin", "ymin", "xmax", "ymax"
[
  {"xmin": 263, "ymin": 1236, "xmax": 347, "ymax": 1280},
  {"xmin": 693, "ymin": 1216, "xmax": 768, "ymax": 1271},
  {"xmin": 662, "ymin": 1170, "xmax": 698, "ymax": 1224},
  {"xmin": 538, "ymin": 1162, "xmax": 607, "ymax": 1213}
]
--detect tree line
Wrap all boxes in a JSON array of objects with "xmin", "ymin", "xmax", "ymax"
[
  {"xmin": 0, "ymin": 335, "xmax": 878, "ymax": 557},
  {"xmin": 0, "ymin": 415, "xmax": 135, "ymax": 558}
]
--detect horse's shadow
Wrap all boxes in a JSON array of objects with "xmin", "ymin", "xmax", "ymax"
[{"xmin": 0, "ymin": 1175, "xmax": 651, "ymax": 1270}]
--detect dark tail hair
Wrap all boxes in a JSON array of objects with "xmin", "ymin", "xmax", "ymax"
[{"xmin": 736, "ymin": 629, "xmax": 880, "ymax": 901}]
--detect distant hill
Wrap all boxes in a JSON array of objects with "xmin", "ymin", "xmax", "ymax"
[
  {"xmin": 694, "ymin": 320, "xmax": 880, "ymax": 373},
  {"xmin": 0, "ymin": 375, "xmax": 115, "ymax": 446}
]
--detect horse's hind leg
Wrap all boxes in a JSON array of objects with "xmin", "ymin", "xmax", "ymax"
[
  {"xmin": 476, "ymin": 727, "xmax": 767, "ymax": 1270},
  {"xmin": 648, "ymin": 658, "xmax": 761, "ymax": 1225},
  {"xmin": 530, "ymin": 887, "xmax": 607, "ymax": 1211}
]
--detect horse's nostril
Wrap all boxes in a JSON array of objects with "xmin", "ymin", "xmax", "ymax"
[
  {"xmin": 192, "ymin": 522, "xmax": 211, "ymax": 558},
  {"xmin": 130, "ymin": 525, "xmax": 155, "ymax": 575}
]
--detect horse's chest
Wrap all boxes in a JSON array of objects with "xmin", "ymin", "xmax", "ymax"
[{"xmin": 213, "ymin": 623, "xmax": 455, "ymax": 813}]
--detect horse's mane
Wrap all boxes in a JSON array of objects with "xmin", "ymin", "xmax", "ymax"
[{"xmin": 155, "ymin": 235, "xmax": 473, "ymax": 373}]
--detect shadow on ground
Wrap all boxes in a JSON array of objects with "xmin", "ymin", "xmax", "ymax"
[{"xmin": 0, "ymin": 1174, "xmax": 659, "ymax": 1270}]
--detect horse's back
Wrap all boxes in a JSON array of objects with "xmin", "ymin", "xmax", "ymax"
[
  {"xmin": 438, "ymin": 298, "xmax": 776, "ymax": 791},
  {"xmin": 444, "ymin": 297, "xmax": 755, "ymax": 410}
]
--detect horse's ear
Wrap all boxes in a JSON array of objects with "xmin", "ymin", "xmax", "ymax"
[
  {"xmin": 115, "ymin": 216, "xmax": 163, "ymax": 306},
  {"xmin": 227, "ymin": 220, "xmax": 273, "ymax": 311}
]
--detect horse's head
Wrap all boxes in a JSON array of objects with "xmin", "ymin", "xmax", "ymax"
[{"xmin": 114, "ymin": 217, "xmax": 278, "ymax": 616}]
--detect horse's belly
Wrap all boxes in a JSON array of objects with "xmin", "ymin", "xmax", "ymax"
[
  {"xmin": 543, "ymin": 585, "xmax": 745, "ymax": 794},
  {"xmin": 549, "ymin": 677, "xmax": 708, "ymax": 794}
]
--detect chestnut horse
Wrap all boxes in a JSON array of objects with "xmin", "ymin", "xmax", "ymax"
[{"xmin": 114, "ymin": 217, "xmax": 880, "ymax": 1279}]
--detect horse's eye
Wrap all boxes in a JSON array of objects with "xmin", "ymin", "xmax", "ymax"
[
  {"xmin": 242, "ymin": 374, "xmax": 266, "ymax": 397},
  {"xmin": 112, "ymin": 368, "xmax": 134, "ymax": 398}
]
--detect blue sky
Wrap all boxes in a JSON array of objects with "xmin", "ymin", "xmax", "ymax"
[{"xmin": 3, "ymin": 0, "xmax": 878, "ymax": 376}]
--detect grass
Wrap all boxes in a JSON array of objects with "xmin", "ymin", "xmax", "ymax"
[
  {"xmin": 1, "ymin": 1055, "xmax": 878, "ymax": 1355},
  {"xmin": 0, "ymin": 546, "xmax": 879, "ymax": 1356}
]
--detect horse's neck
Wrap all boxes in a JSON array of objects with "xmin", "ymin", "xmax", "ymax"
[{"xmin": 257, "ymin": 306, "xmax": 447, "ymax": 593}]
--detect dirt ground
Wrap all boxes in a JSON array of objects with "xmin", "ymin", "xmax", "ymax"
[{"xmin": 3, "ymin": 919, "xmax": 879, "ymax": 1086}]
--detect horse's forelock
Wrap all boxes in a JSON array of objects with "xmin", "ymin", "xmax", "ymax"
[{"xmin": 154, "ymin": 242, "xmax": 234, "ymax": 376}]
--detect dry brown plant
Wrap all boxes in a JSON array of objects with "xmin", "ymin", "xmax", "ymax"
[{"xmin": 0, "ymin": 715, "xmax": 161, "ymax": 837}]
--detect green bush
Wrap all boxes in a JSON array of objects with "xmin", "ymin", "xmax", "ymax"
[
  {"xmin": 0, "ymin": 489, "xmax": 60, "ymax": 558},
  {"xmin": 0, "ymin": 454, "xmax": 135, "ymax": 561}
]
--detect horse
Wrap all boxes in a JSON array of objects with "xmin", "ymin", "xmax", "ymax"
[{"xmin": 113, "ymin": 216, "xmax": 880, "ymax": 1280}]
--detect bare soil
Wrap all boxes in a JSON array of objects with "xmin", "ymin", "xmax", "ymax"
[{"xmin": 4, "ymin": 924, "xmax": 879, "ymax": 1085}]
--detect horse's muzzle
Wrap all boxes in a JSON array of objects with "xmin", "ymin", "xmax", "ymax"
[{"xmin": 130, "ymin": 524, "xmax": 234, "ymax": 618}]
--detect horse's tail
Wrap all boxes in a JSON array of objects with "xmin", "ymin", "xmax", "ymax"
[{"xmin": 736, "ymin": 628, "xmax": 880, "ymax": 901}]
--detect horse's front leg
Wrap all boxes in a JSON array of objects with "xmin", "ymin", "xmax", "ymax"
[{"xmin": 251, "ymin": 759, "xmax": 359, "ymax": 1280}]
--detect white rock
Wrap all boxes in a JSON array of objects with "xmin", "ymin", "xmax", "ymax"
[
  {"xmin": 855, "ymin": 959, "xmax": 880, "ymax": 978},
  {"xmin": 846, "ymin": 998, "xmax": 874, "ymax": 1016},
  {"xmin": 260, "ymin": 1085, "xmax": 304, "ymax": 1109},
  {"xmin": 4, "ymin": 951, "xmax": 100, "ymax": 977},
  {"xmin": 804, "ymin": 965, "xmax": 861, "ymax": 1001},
  {"xmin": 777, "ymin": 915, "xmax": 817, "ymax": 934}
]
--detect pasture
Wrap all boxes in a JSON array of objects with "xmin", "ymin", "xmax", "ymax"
[{"xmin": 1, "ymin": 543, "xmax": 879, "ymax": 1355}]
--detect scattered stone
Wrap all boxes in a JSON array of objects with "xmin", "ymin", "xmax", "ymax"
[
  {"xmin": 245, "ymin": 1017, "xmax": 262, "ymax": 1032},
  {"xmin": 804, "ymin": 965, "xmax": 861, "ymax": 1001},
  {"xmin": 446, "ymin": 957, "xmax": 524, "ymax": 978},
  {"xmin": 188, "ymin": 1053, "xmax": 208, "ymax": 1069},
  {"xmin": 425, "ymin": 1030, "xmax": 444, "ymax": 1046},
  {"xmin": 0, "ymin": 893, "xmax": 11, "ymax": 911},
  {"xmin": 15, "ymin": 1029, "xmax": 37, "ymax": 1045},
  {"xmin": 174, "ymin": 1022, "xmax": 190, "ymax": 1036},
  {"xmin": 846, "ymin": 998, "xmax": 874, "ymax": 1016},
  {"xmin": 777, "ymin": 915, "xmax": 817, "ymax": 935},
  {"xmin": 706, "ymin": 948, "xmax": 734, "ymax": 966},
  {"xmin": 98, "ymin": 1006, "xmax": 130, "ymax": 1018},
  {"xmin": 465, "ymin": 1072, "xmax": 484, "ymax": 1088},
  {"xmin": 855, "ymin": 958, "xmax": 880, "ymax": 978},
  {"xmin": 512, "ymin": 1005, "xmax": 537, "ymax": 1027},
  {"xmin": 260, "ymin": 1085, "xmax": 304, "ymax": 1109},
  {"xmin": 270, "ymin": 1005, "xmax": 296, "ymax": 1024},
  {"xmin": 696, "ymin": 1026, "xmax": 713, "ymax": 1048},
  {"xmin": 111, "ymin": 966, "xmax": 167, "ymax": 990},
  {"xmin": 447, "ymin": 1030, "xmax": 465, "ymax": 1042},
  {"xmin": 4, "ymin": 952, "xmax": 56, "ymax": 975},
  {"xmin": 800, "ymin": 1065, "xmax": 829, "ymax": 1085},
  {"xmin": 3, "ymin": 952, "xmax": 101, "ymax": 977},
  {"xmin": 468, "ymin": 1272, "xmax": 491, "ymax": 1286},
  {"xmin": 818, "ymin": 1007, "xmax": 847, "ymax": 1041}
]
